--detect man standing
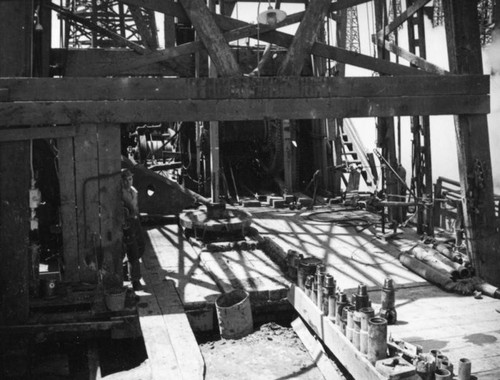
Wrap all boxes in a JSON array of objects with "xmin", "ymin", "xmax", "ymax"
[{"xmin": 121, "ymin": 169, "xmax": 145, "ymax": 291}]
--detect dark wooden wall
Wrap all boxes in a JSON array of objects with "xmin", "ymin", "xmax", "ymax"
[
  {"xmin": 0, "ymin": 0, "xmax": 33, "ymax": 325},
  {"xmin": 58, "ymin": 125, "xmax": 123, "ymax": 285}
]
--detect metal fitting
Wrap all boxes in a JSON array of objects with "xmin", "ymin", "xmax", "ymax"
[
  {"xmin": 311, "ymin": 277, "xmax": 318, "ymax": 306},
  {"xmin": 316, "ymin": 264, "xmax": 326, "ymax": 309},
  {"xmin": 367, "ymin": 317, "xmax": 387, "ymax": 365},
  {"xmin": 458, "ymin": 358, "xmax": 471, "ymax": 380},
  {"xmin": 354, "ymin": 282, "xmax": 370, "ymax": 310},
  {"xmin": 359, "ymin": 306, "xmax": 375, "ymax": 355},
  {"xmin": 340, "ymin": 303, "xmax": 351, "ymax": 335},
  {"xmin": 353, "ymin": 310, "xmax": 362, "ymax": 350},
  {"xmin": 298, "ymin": 257, "xmax": 322, "ymax": 290},
  {"xmin": 323, "ymin": 274, "xmax": 336, "ymax": 320},
  {"xmin": 345, "ymin": 305, "xmax": 356, "ymax": 342},
  {"xmin": 379, "ymin": 278, "xmax": 397, "ymax": 325},
  {"xmin": 336, "ymin": 292, "xmax": 348, "ymax": 326},
  {"xmin": 304, "ymin": 275, "xmax": 313, "ymax": 299}
]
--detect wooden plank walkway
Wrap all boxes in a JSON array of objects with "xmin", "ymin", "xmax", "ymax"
[
  {"xmin": 249, "ymin": 206, "xmax": 423, "ymax": 291},
  {"xmin": 138, "ymin": 206, "xmax": 500, "ymax": 379},
  {"xmin": 130, "ymin": 226, "xmax": 206, "ymax": 380},
  {"xmin": 368, "ymin": 284, "xmax": 500, "ymax": 380}
]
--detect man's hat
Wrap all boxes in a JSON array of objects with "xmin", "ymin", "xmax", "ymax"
[{"xmin": 121, "ymin": 168, "xmax": 133, "ymax": 178}]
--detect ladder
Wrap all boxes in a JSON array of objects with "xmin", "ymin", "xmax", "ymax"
[{"xmin": 339, "ymin": 119, "xmax": 377, "ymax": 192}]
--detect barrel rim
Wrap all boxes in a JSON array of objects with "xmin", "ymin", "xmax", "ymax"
[{"xmin": 215, "ymin": 289, "xmax": 250, "ymax": 309}]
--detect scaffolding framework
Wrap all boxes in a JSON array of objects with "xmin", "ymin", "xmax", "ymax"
[
  {"xmin": 65, "ymin": 0, "xmax": 151, "ymax": 48},
  {"xmin": 346, "ymin": 6, "xmax": 360, "ymax": 53}
]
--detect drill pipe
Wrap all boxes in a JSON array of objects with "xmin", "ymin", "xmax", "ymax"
[
  {"xmin": 367, "ymin": 317, "xmax": 387, "ymax": 365},
  {"xmin": 458, "ymin": 358, "xmax": 471, "ymax": 380},
  {"xmin": 345, "ymin": 305, "xmax": 356, "ymax": 342},
  {"xmin": 359, "ymin": 307, "xmax": 375, "ymax": 355}
]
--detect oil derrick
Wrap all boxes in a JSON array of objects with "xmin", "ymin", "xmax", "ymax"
[
  {"xmin": 388, "ymin": 0, "xmax": 402, "ymax": 43},
  {"xmin": 346, "ymin": 6, "xmax": 360, "ymax": 53},
  {"xmin": 432, "ymin": 0, "xmax": 444, "ymax": 27},
  {"xmin": 478, "ymin": 0, "xmax": 495, "ymax": 46},
  {"xmin": 65, "ymin": 0, "xmax": 156, "ymax": 48}
]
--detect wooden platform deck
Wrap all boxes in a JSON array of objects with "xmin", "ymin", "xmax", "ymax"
[{"xmin": 139, "ymin": 205, "xmax": 500, "ymax": 379}]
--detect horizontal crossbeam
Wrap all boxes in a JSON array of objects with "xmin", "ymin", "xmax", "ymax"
[
  {"xmin": 0, "ymin": 75, "xmax": 488, "ymax": 101},
  {"xmin": 0, "ymin": 76, "xmax": 489, "ymax": 126},
  {"xmin": 0, "ymin": 96, "xmax": 488, "ymax": 126}
]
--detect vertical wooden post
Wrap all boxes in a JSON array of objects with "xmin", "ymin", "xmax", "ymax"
[
  {"xmin": 97, "ymin": 125, "xmax": 123, "ymax": 283},
  {"xmin": 164, "ymin": 10, "xmax": 176, "ymax": 48},
  {"xmin": 210, "ymin": 120, "xmax": 220, "ymax": 203},
  {"xmin": 58, "ymin": 137, "xmax": 79, "ymax": 283},
  {"xmin": 330, "ymin": 8, "xmax": 348, "ymax": 196},
  {"xmin": 312, "ymin": 23, "xmax": 330, "ymax": 190},
  {"xmin": 208, "ymin": 0, "xmax": 220, "ymax": 203},
  {"xmin": 443, "ymin": 0, "xmax": 500, "ymax": 286},
  {"xmin": 74, "ymin": 124, "xmax": 100, "ymax": 283},
  {"xmin": 374, "ymin": 0, "xmax": 399, "ymax": 222},
  {"xmin": 0, "ymin": 0, "xmax": 33, "ymax": 324}
]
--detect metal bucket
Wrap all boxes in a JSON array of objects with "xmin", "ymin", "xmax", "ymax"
[
  {"xmin": 215, "ymin": 289, "xmax": 253, "ymax": 339},
  {"xmin": 104, "ymin": 287, "xmax": 127, "ymax": 311}
]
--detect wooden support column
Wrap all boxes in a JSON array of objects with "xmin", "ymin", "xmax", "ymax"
[
  {"xmin": 164, "ymin": 8, "xmax": 176, "ymax": 48},
  {"xmin": 312, "ymin": 23, "xmax": 330, "ymax": 190},
  {"xmin": 208, "ymin": 0, "xmax": 220, "ymax": 202},
  {"xmin": 0, "ymin": 0, "xmax": 33, "ymax": 325},
  {"xmin": 97, "ymin": 125, "xmax": 123, "ymax": 284},
  {"xmin": 278, "ymin": 0, "xmax": 331, "ymax": 76},
  {"xmin": 330, "ymin": 8, "xmax": 348, "ymax": 196},
  {"xmin": 443, "ymin": 0, "xmax": 500, "ymax": 286},
  {"xmin": 278, "ymin": 0, "xmax": 330, "ymax": 193},
  {"xmin": 374, "ymin": 0, "xmax": 399, "ymax": 222},
  {"xmin": 179, "ymin": 0, "xmax": 240, "ymax": 77}
]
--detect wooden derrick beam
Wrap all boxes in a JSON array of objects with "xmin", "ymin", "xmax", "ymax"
[
  {"xmin": 443, "ymin": 0, "xmax": 500, "ymax": 287},
  {"xmin": 178, "ymin": 0, "xmax": 240, "ymax": 77},
  {"xmin": 128, "ymin": 5, "xmax": 159, "ymax": 50},
  {"xmin": 1, "ymin": 76, "xmax": 488, "ymax": 101},
  {"xmin": 86, "ymin": 11, "xmax": 304, "ymax": 76},
  {"xmin": 278, "ymin": 0, "xmax": 332, "ymax": 76},
  {"xmin": 372, "ymin": 37, "xmax": 448, "ymax": 75},
  {"xmin": 377, "ymin": 0, "xmax": 432, "ymax": 38},
  {"xmin": 374, "ymin": 0, "xmax": 400, "ymax": 221},
  {"xmin": 51, "ymin": 49, "xmax": 194, "ymax": 78},
  {"xmin": 117, "ymin": 0, "xmax": 422, "ymax": 76},
  {"xmin": 215, "ymin": 16, "xmax": 424, "ymax": 76},
  {"xmin": 0, "ymin": 95, "xmax": 488, "ymax": 126},
  {"xmin": 0, "ymin": 75, "xmax": 489, "ymax": 125}
]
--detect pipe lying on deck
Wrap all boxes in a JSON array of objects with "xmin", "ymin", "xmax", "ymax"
[
  {"xmin": 406, "ymin": 245, "xmax": 470, "ymax": 279},
  {"xmin": 399, "ymin": 253, "xmax": 456, "ymax": 291}
]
